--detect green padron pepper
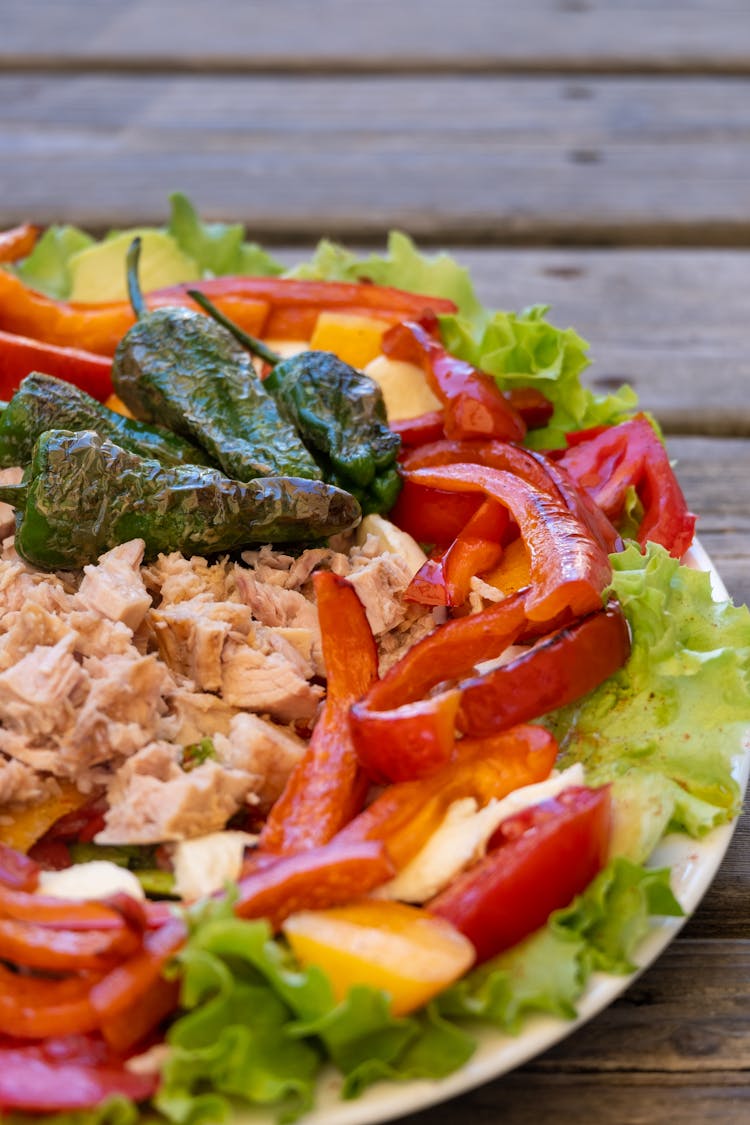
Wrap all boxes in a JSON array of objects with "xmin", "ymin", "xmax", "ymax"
[
  {"xmin": 0, "ymin": 372, "xmax": 214, "ymax": 469},
  {"xmin": 112, "ymin": 238, "xmax": 322, "ymax": 483},
  {"xmin": 0, "ymin": 430, "xmax": 361, "ymax": 570},
  {"xmin": 188, "ymin": 291, "xmax": 402, "ymax": 514}
]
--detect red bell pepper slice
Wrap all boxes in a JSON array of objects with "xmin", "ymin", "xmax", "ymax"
[
  {"xmin": 382, "ymin": 316, "xmax": 526, "ymax": 442},
  {"xmin": 406, "ymin": 498, "xmax": 508, "ymax": 607},
  {"xmin": 458, "ymin": 600, "xmax": 631, "ymax": 736},
  {"xmin": 161, "ymin": 276, "xmax": 458, "ymax": 319},
  {"xmin": 0, "ymin": 963, "xmax": 102, "ymax": 1039},
  {"xmin": 0, "ymin": 1043, "xmax": 158, "ymax": 1111},
  {"xmin": 0, "ymin": 223, "xmax": 40, "ymax": 263},
  {"xmin": 391, "ymin": 410, "xmax": 446, "ymax": 448},
  {"xmin": 559, "ymin": 414, "xmax": 696, "ymax": 558},
  {"xmin": 259, "ymin": 572, "xmax": 378, "ymax": 854},
  {"xmin": 90, "ymin": 915, "xmax": 184, "ymax": 1053},
  {"xmin": 0, "ymin": 328, "xmax": 115, "ymax": 401},
  {"xmin": 0, "ymin": 914, "xmax": 141, "ymax": 973},
  {"xmin": 429, "ymin": 785, "xmax": 612, "ymax": 963},
  {"xmin": 399, "ymin": 438, "xmax": 621, "ymax": 555},
  {"xmin": 0, "ymin": 842, "xmax": 39, "ymax": 891},
  {"xmin": 504, "ymin": 386, "xmax": 555, "ymax": 429},
  {"xmin": 389, "ymin": 476, "xmax": 483, "ymax": 546},
  {"xmin": 0, "ymin": 882, "xmax": 143, "ymax": 932},
  {"xmin": 390, "ymin": 389, "xmax": 553, "ymax": 451},
  {"xmin": 234, "ymin": 840, "xmax": 394, "ymax": 930},
  {"xmin": 406, "ymin": 463, "xmax": 611, "ymax": 622},
  {"xmin": 350, "ymin": 591, "xmax": 529, "ymax": 781},
  {"xmin": 335, "ymin": 724, "xmax": 558, "ymax": 870}
]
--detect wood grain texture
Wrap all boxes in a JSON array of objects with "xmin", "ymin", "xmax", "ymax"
[
  {"xmin": 3, "ymin": 1, "xmax": 750, "ymax": 74},
  {"xmin": 428, "ymin": 250, "xmax": 750, "ymax": 436},
  {"xmin": 371, "ymin": 940, "xmax": 750, "ymax": 1125},
  {"xmin": 2, "ymin": 74, "xmax": 750, "ymax": 244},
  {"xmin": 379, "ymin": 939, "xmax": 750, "ymax": 1124}
]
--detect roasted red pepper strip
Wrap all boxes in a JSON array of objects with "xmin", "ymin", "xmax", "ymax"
[
  {"xmin": 0, "ymin": 842, "xmax": 39, "ymax": 891},
  {"xmin": 161, "ymin": 276, "xmax": 458, "ymax": 319},
  {"xmin": 401, "ymin": 438, "xmax": 620, "ymax": 554},
  {"xmin": 0, "ymin": 882, "xmax": 137, "ymax": 931},
  {"xmin": 335, "ymin": 725, "xmax": 558, "ymax": 869},
  {"xmin": 0, "ymin": 1044, "xmax": 157, "ymax": 1111},
  {"xmin": 391, "ymin": 410, "xmax": 446, "ymax": 448},
  {"xmin": 362, "ymin": 588, "xmax": 529, "ymax": 711},
  {"xmin": 351, "ymin": 690, "xmax": 462, "ymax": 784},
  {"xmin": 382, "ymin": 317, "xmax": 526, "ymax": 442},
  {"xmin": 0, "ymin": 915, "xmax": 141, "ymax": 973},
  {"xmin": 458, "ymin": 600, "xmax": 631, "ymax": 736},
  {"xmin": 259, "ymin": 572, "xmax": 378, "ymax": 854},
  {"xmin": 234, "ymin": 840, "xmax": 394, "ymax": 930},
  {"xmin": 0, "ymin": 327, "xmax": 114, "ymax": 401},
  {"xmin": 430, "ymin": 785, "xmax": 612, "ymax": 963},
  {"xmin": 505, "ymin": 386, "xmax": 555, "ymax": 429},
  {"xmin": 0, "ymin": 223, "xmax": 40, "ymax": 262},
  {"xmin": 559, "ymin": 414, "xmax": 696, "ymax": 558},
  {"xmin": 350, "ymin": 592, "xmax": 529, "ymax": 781},
  {"xmin": 406, "ymin": 499, "xmax": 508, "ymax": 607},
  {"xmin": 406, "ymin": 464, "xmax": 611, "ymax": 622},
  {"xmin": 389, "ymin": 476, "xmax": 483, "ymax": 546},
  {"xmin": 89, "ymin": 913, "xmax": 186, "ymax": 1044},
  {"xmin": 0, "ymin": 963, "xmax": 101, "ymax": 1039}
]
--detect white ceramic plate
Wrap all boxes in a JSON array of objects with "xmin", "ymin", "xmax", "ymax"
[{"xmin": 235, "ymin": 542, "xmax": 749, "ymax": 1125}]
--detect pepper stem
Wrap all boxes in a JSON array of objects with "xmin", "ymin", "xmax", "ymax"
[
  {"xmin": 126, "ymin": 237, "xmax": 148, "ymax": 320},
  {"xmin": 0, "ymin": 483, "xmax": 28, "ymax": 509},
  {"xmin": 187, "ymin": 289, "xmax": 283, "ymax": 367}
]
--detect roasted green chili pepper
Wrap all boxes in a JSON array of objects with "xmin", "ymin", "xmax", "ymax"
[
  {"xmin": 112, "ymin": 239, "xmax": 321, "ymax": 482},
  {"xmin": 188, "ymin": 291, "xmax": 402, "ymax": 514},
  {"xmin": 0, "ymin": 371, "xmax": 214, "ymax": 469},
  {"xmin": 0, "ymin": 429, "xmax": 361, "ymax": 570}
]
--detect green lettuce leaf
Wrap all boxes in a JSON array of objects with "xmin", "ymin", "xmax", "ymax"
[
  {"xmin": 439, "ymin": 302, "xmax": 637, "ymax": 448},
  {"xmin": 288, "ymin": 230, "xmax": 485, "ymax": 328},
  {"xmin": 549, "ymin": 543, "xmax": 750, "ymax": 855},
  {"xmin": 438, "ymin": 858, "xmax": 681, "ymax": 1031},
  {"xmin": 4, "ymin": 1097, "xmax": 141, "ymax": 1125},
  {"xmin": 14, "ymin": 224, "xmax": 94, "ymax": 298},
  {"xmin": 156, "ymin": 899, "xmax": 475, "ymax": 1122},
  {"xmin": 168, "ymin": 191, "xmax": 283, "ymax": 278},
  {"xmin": 290, "ymin": 233, "xmax": 636, "ymax": 447}
]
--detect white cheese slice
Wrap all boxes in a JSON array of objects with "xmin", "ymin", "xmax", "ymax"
[
  {"xmin": 171, "ymin": 830, "xmax": 257, "ymax": 902},
  {"xmin": 356, "ymin": 514, "xmax": 427, "ymax": 578},
  {"xmin": 364, "ymin": 355, "xmax": 442, "ymax": 421},
  {"xmin": 38, "ymin": 861, "xmax": 146, "ymax": 902},
  {"xmin": 378, "ymin": 763, "xmax": 586, "ymax": 904}
]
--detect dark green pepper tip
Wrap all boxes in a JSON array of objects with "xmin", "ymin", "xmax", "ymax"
[
  {"xmin": 126, "ymin": 236, "xmax": 148, "ymax": 321},
  {"xmin": 186, "ymin": 288, "xmax": 283, "ymax": 368},
  {"xmin": 0, "ymin": 482, "xmax": 27, "ymax": 507}
]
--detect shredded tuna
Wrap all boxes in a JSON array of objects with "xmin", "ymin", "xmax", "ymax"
[
  {"xmin": 97, "ymin": 741, "xmax": 252, "ymax": 844},
  {"xmin": 0, "ymin": 531, "xmax": 434, "ymax": 843}
]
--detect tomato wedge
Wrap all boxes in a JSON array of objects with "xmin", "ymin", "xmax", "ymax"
[{"xmin": 430, "ymin": 785, "xmax": 612, "ymax": 963}]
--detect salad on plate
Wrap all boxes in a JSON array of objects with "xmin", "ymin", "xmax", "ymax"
[{"xmin": 0, "ymin": 195, "xmax": 748, "ymax": 1125}]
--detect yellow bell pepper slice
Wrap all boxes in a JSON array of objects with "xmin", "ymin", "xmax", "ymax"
[{"xmin": 283, "ymin": 899, "xmax": 475, "ymax": 1015}]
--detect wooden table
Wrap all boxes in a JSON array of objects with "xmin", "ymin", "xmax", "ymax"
[{"xmin": 1, "ymin": 3, "xmax": 749, "ymax": 1121}]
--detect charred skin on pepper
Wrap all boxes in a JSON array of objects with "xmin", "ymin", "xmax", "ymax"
[
  {"xmin": 113, "ymin": 239, "xmax": 322, "ymax": 482},
  {"xmin": 0, "ymin": 371, "xmax": 213, "ymax": 470},
  {"xmin": 0, "ymin": 429, "xmax": 361, "ymax": 570},
  {"xmin": 188, "ymin": 289, "xmax": 402, "ymax": 515}
]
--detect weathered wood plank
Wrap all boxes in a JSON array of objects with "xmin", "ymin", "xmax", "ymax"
[
  {"xmin": 387, "ymin": 939, "xmax": 750, "ymax": 1124},
  {"xmin": 3, "ymin": 1, "xmax": 750, "ymax": 74},
  {"xmin": 2, "ymin": 74, "xmax": 750, "ymax": 245},
  {"xmin": 434, "ymin": 251, "xmax": 750, "ymax": 436},
  {"xmin": 395, "ymin": 940, "xmax": 750, "ymax": 1124}
]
